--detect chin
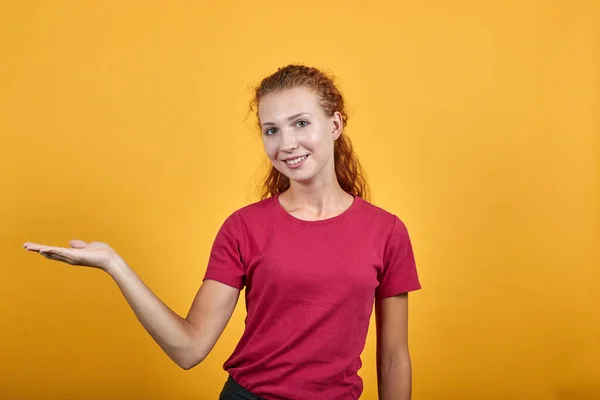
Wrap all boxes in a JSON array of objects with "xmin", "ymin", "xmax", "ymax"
[
  {"xmin": 289, "ymin": 171, "xmax": 318, "ymax": 184},
  {"xmin": 275, "ymin": 169, "xmax": 315, "ymax": 183}
]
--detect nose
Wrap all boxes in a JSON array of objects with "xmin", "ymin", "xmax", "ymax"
[{"xmin": 280, "ymin": 130, "xmax": 298, "ymax": 152}]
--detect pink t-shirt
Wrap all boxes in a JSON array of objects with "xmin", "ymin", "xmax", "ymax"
[{"xmin": 203, "ymin": 194, "xmax": 421, "ymax": 399}]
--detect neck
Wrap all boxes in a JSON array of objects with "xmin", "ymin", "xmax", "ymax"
[{"xmin": 280, "ymin": 176, "xmax": 354, "ymax": 220}]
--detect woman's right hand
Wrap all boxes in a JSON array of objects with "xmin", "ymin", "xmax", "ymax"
[
  {"xmin": 23, "ymin": 239, "xmax": 122, "ymax": 272},
  {"xmin": 22, "ymin": 238, "xmax": 241, "ymax": 369}
]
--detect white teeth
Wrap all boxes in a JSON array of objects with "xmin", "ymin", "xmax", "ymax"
[{"xmin": 285, "ymin": 155, "xmax": 307, "ymax": 165}]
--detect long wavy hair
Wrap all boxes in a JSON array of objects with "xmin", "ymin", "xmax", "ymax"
[{"xmin": 250, "ymin": 65, "xmax": 370, "ymax": 202}]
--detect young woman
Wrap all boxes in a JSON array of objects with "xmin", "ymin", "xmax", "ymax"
[{"xmin": 23, "ymin": 65, "xmax": 421, "ymax": 400}]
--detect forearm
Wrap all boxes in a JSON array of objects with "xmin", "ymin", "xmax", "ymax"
[
  {"xmin": 107, "ymin": 258, "xmax": 201, "ymax": 368},
  {"xmin": 377, "ymin": 353, "xmax": 412, "ymax": 400}
]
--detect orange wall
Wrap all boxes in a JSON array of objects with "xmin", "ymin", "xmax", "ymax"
[{"xmin": 1, "ymin": 1, "xmax": 598, "ymax": 399}]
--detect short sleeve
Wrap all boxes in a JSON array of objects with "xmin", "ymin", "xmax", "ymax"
[
  {"xmin": 376, "ymin": 216, "xmax": 421, "ymax": 299},
  {"xmin": 202, "ymin": 211, "xmax": 247, "ymax": 290}
]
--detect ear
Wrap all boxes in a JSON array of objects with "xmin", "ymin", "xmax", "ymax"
[{"xmin": 331, "ymin": 111, "xmax": 343, "ymax": 140}]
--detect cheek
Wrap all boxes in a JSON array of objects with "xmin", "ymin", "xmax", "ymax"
[
  {"xmin": 262, "ymin": 139, "xmax": 279, "ymax": 159},
  {"xmin": 299, "ymin": 128, "xmax": 324, "ymax": 149},
  {"xmin": 305, "ymin": 130, "xmax": 333, "ymax": 154}
]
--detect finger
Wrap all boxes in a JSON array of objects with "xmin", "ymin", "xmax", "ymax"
[
  {"xmin": 39, "ymin": 246, "xmax": 67, "ymax": 257},
  {"xmin": 40, "ymin": 248, "xmax": 76, "ymax": 264},
  {"xmin": 69, "ymin": 239, "xmax": 88, "ymax": 249},
  {"xmin": 23, "ymin": 242, "xmax": 46, "ymax": 252},
  {"xmin": 40, "ymin": 251, "xmax": 74, "ymax": 264}
]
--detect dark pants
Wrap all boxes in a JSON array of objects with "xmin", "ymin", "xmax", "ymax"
[{"xmin": 219, "ymin": 375, "xmax": 265, "ymax": 400}]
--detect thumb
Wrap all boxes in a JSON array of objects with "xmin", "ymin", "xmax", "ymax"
[{"xmin": 69, "ymin": 239, "xmax": 88, "ymax": 249}]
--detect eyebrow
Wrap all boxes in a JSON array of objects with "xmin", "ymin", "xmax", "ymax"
[{"xmin": 261, "ymin": 113, "xmax": 311, "ymax": 127}]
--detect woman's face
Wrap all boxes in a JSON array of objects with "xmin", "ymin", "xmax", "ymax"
[{"xmin": 258, "ymin": 86, "xmax": 343, "ymax": 185}]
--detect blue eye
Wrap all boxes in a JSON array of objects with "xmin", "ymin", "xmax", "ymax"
[
  {"xmin": 265, "ymin": 128, "xmax": 278, "ymax": 135},
  {"xmin": 296, "ymin": 120, "xmax": 309, "ymax": 128}
]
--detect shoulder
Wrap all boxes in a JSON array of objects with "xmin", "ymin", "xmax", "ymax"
[
  {"xmin": 234, "ymin": 196, "xmax": 275, "ymax": 218},
  {"xmin": 221, "ymin": 196, "xmax": 276, "ymax": 229},
  {"xmin": 354, "ymin": 198, "xmax": 414, "ymax": 246},
  {"xmin": 212, "ymin": 197, "xmax": 275, "ymax": 245},
  {"xmin": 356, "ymin": 197, "xmax": 403, "ymax": 226}
]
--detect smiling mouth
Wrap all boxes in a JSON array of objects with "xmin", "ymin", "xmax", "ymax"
[{"xmin": 284, "ymin": 155, "xmax": 308, "ymax": 165}]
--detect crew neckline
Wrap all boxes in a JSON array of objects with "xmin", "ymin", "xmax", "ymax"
[{"xmin": 272, "ymin": 192, "xmax": 362, "ymax": 227}]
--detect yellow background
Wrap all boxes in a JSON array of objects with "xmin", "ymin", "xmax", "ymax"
[{"xmin": 1, "ymin": 1, "xmax": 598, "ymax": 399}]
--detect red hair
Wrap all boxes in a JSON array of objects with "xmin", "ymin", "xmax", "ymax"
[{"xmin": 250, "ymin": 65, "xmax": 371, "ymax": 202}]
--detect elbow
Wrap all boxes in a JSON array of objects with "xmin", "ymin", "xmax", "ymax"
[
  {"xmin": 167, "ymin": 323, "xmax": 210, "ymax": 370},
  {"xmin": 377, "ymin": 348, "xmax": 411, "ymax": 371},
  {"xmin": 178, "ymin": 360, "xmax": 196, "ymax": 370},
  {"xmin": 171, "ymin": 348, "xmax": 207, "ymax": 371},
  {"xmin": 176, "ymin": 355, "xmax": 203, "ymax": 370}
]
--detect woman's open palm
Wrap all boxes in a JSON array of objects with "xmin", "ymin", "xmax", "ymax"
[{"xmin": 23, "ymin": 240, "xmax": 119, "ymax": 270}]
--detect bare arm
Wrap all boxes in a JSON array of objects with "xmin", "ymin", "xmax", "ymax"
[
  {"xmin": 108, "ymin": 258, "xmax": 239, "ymax": 369},
  {"xmin": 375, "ymin": 292, "xmax": 412, "ymax": 400},
  {"xmin": 23, "ymin": 240, "xmax": 240, "ymax": 370}
]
